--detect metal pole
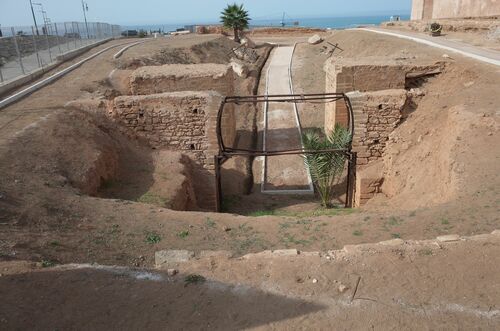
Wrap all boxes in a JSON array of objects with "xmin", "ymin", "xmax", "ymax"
[
  {"xmin": 64, "ymin": 22, "xmax": 70, "ymax": 51},
  {"xmin": 11, "ymin": 27, "xmax": 26, "ymax": 75},
  {"xmin": 72, "ymin": 22, "xmax": 77, "ymax": 49},
  {"xmin": 0, "ymin": 67, "xmax": 4, "ymax": 83},
  {"xmin": 31, "ymin": 25, "xmax": 42, "ymax": 67},
  {"xmin": 29, "ymin": 0, "xmax": 40, "ymax": 35},
  {"xmin": 54, "ymin": 23, "xmax": 62, "ymax": 55},
  {"xmin": 81, "ymin": 0, "xmax": 90, "ymax": 39},
  {"xmin": 44, "ymin": 25, "xmax": 52, "ymax": 62},
  {"xmin": 76, "ymin": 22, "xmax": 82, "ymax": 46},
  {"xmin": 214, "ymin": 155, "xmax": 222, "ymax": 212}
]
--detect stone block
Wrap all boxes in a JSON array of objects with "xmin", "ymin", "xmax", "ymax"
[{"xmin": 155, "ymin": 250, "xmax": 195, "ymax": 268}]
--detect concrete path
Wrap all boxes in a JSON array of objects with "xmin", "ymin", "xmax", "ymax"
[
  {"xmin": 262, "ymin": 46, "xmax": 313, "ymax": 193},
  {"xmin": 357, "ymin": 27, "xmax": 500, "ymax": 67}
]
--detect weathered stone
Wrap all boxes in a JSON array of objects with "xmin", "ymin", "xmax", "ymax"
[
  {"xmin": 199, "ymin": 250, "xmax": 232, "ymax": 259},
  {"xmin": 379, "ymin": 238, "xmax": 404, "ymax": 246},
  {"xmin": 272, "ymin": 249, "xmax": 299, "ymax": 256},
  {"xmin": 308, "ymin": 34, "xmax": 323, "ymax": 44},
  {"xmin": 230, "ymin": 60, "xmax": 249, "ymax": 78},
  {"xmin": 155, "ymin": 250, "xmax": 195, "ymax": 268},
  {"xmin": 338, "ymin": 284, "xmax": 349, "ymax": 293},
  {"xmin": 436, "ymin": 234, "xmax": 460, "ymax": 242}
]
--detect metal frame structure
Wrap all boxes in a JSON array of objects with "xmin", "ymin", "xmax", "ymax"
[{"xmin": 214, "ymin": 92, "xmax": 357, "ymax": 212}]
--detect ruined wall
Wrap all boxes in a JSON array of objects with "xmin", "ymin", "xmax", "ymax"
[
  {"xmin": 324, "ymin": 60, "xmax": 440, "ymax": 132},
  {"xmin": 412, "ymin": 0, "xmax": 500, "ymax": 20},
  {"xmin": 129, "ymin": 64, "xmax": 233, "ymax": 96},
  {"xmin": 110, "ymin": 91, "xmax": 229, "ymax": 170},
  {"xmin": 324, "ymin": 61, "xmax": 408, "ymax": 132},
  {"xmin": 348, "ymin": 90, "xmax": 407, "ymax": 166}
]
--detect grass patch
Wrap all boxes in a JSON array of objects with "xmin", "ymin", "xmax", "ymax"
[
  {"xmin": 184, "ymin": 274, "xmax": 206, "ymax": 285},
  {"xmin": 441, "ymin": 218, "xmax": 450, "ymax": 225},
  {"xmin": 419, "ymin": 248, "xmax": 433, "ymax": 256},
  {"xmin": 247, "ymin": 207, "xmax": 356, "ymax": 218},
  {"xmin": 41, "ymin": 260, "xmax": 55, "ymax": 268},
  {"xmin": 352, "ymin": 230, "xmax": 363, "ymax": 236},
  {"xmin": 177, "ymin": 230, "xmax": 189, "ymax": 239},
  {"xmin": 281, "ymin": 233, "xmax": 311, "ymax": 246},
  {"xmin": 137, "ymin": 192, "xmax": 167, "ymax": 206},
  {"xmin": 205, "ymin": 218, "xmax": 216, "ymax": 228},
  {"xmin": 391, "ymin": 233, "xmax": 401, "ymax": 239},
  {"xmin": 145, "ymin": 231, "xmax": 161, "ymax": 244}
]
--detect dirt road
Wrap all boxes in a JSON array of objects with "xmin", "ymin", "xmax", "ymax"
[{"xmin": 262, "ymin": 46, "xmax": 312, "ymax": 192}]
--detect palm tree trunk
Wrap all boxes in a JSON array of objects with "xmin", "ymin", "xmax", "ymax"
[{"xmin": 233, "ymin": 27, "xmax": 240, "ymax": 43}]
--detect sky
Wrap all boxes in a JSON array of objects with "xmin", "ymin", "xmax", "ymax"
[{"xmin": 0, "ymin": 0, "xmax": 412, "ymax": 27}]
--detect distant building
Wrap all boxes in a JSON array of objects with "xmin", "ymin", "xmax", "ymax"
[{"xmin": 411, "ymin": 0, "xmax": 500, "ymax": 20}]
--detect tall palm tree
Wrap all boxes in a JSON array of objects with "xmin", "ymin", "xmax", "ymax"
[
  {"xmin": 220, "ymin": 3, "xmax": 250, "ymax": 43},
  {"xmin": 302, "ymin": 124, "xmax": 351, "ymax": 207}
]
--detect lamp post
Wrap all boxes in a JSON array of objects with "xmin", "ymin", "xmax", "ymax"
[
  {"xmin": 29, "ymin": 0, "xmax": 40, "ymax": 35},
  {"xmin": 81, "ymin": 0, "xmax": 90, "ymax": 39}
]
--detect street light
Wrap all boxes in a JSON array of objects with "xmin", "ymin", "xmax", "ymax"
[
  {"xmin": 81, "ymin": 1, "xmax": 90, "ymax": 39},
  {"xmin": 29, "ymin": 0, "xmax": 40, "ymax": 35}
]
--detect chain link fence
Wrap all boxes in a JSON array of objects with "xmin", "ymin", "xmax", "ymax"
[{"xmin": 0, "ymin": 22, "xmax": 121, "ymax": 84}]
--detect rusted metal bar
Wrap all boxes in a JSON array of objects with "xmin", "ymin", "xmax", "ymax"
[
  {"xmin": 214, "ymin": 92, "xmax": 355, "ymax": 212},
  {"xmin": 345, "ymin": 152, "xmax": 357, "ymax": 208},
  {"xmin": 214, "ymin": 155, "xmax": 222, "ymax": 212}
]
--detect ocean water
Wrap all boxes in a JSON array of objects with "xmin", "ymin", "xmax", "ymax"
[{"xmin": 124, "ymin": 14, "xmax": 410, "ymax": 32}]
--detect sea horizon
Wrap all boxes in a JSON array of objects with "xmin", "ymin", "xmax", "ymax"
[{"xmin": 124, "ymin": 14, "xmax": 410, "ymax": 32}]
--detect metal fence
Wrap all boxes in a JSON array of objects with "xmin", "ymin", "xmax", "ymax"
[{"xmin": 0, "ymin": 22, "xmax": 121, "ymax": 84}]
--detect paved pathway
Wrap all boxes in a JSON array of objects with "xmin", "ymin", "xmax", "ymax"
[
  {"xmin": 262, "ymin": 46, "xmax": 312, "ymax": 193},
  {"xmin": 358, "ymin": 27, "xmax": 500, "ymax": 67}
]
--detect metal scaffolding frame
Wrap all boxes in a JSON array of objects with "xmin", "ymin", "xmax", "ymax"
[{"xmin": 214, "ymin": 92, "xmax": 357, "ymax": 212}]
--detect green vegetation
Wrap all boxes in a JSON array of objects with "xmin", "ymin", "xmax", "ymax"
[
  {"xmin": 145, "ymin": 231, "xmax": 161, "ymax": 244},
  {"xmin": 419, "ymin": 248, "xmax": 433, "ymax": 256},
  {"xmin": 352, "ymin": 230, "xmax": 363, "ymax": 236},
  {"xmin": 137, "ymin": 192, "xmax": 167, "ymax": 206},
  {"xmin": 184, "ymin": 274, "xmax": 206, "ymax": 285},
  {"xmin": 220, "ymin": 3, "xmax": 250, "ymax": 43},
  {"xmin": 205, "ymin": 218, "xmax": 216, "ymax": 228},
  {"xmin": 177, "ymin": 230, "xmax": 189, "ymax": 239},
  {"xmin": 302, "ymin": 124, "xmax": 351, "ymax": 207},
  {"xmin": 391, "ymin": 233, "xmax": 401, "ymax": 239},
  {"xmin": 41, "ymin": 260, "xmax": 55, "ymax": 268},
  {"xmin": 246, "ymin": 207, "xmax": 356, "ymax": 218}
]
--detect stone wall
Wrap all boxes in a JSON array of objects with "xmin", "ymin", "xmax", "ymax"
[
  {"xmin": 324, "ymin": 60, "xmax": 440, "ymax": 132},
  {"xmin": 129, "ymin": 63, "xmax": 233, "ymax": 96},
  {"xmin": 110, "ymin": 91, "xmax": 229, "ymax": 170},
  {"xmin": 412, "ymin": 0, "xmax": 500, "ymax": 20},
  {"xmin": 348, "ymin": 90, "xmax": 407, "ymax": 166}
]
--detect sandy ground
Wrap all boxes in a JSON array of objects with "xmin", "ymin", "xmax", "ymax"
[{"xmin": 1, "ymin": 231, "xmax": 499, "ymax": 330}]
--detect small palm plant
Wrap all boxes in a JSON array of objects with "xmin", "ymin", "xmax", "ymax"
[
  {"xmin": 220, "ymin": 3, "xmax": 250, "ymax": 43},
  {"xmin": 302, "ymin": 124, "xmax": 351, "ymax": 208}
]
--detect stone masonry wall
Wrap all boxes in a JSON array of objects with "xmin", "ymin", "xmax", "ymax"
[
  {"xmin": 129, "ymin": 63, "xmax": 233, "ymax": 96},
  {"xmin": 110, "ymin": 91, "xmax": 228, "ymax": 170},
  {"xmin": 324, "ymin": 60, "xmax": 440, "ymax": 132},
  {"xmin": 325, "ymin": 62, "xmax": 408, "ymax": 132},
  {"xmin": 348, "ymin": 90, "xmax": 407, "ymax": 165}
]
